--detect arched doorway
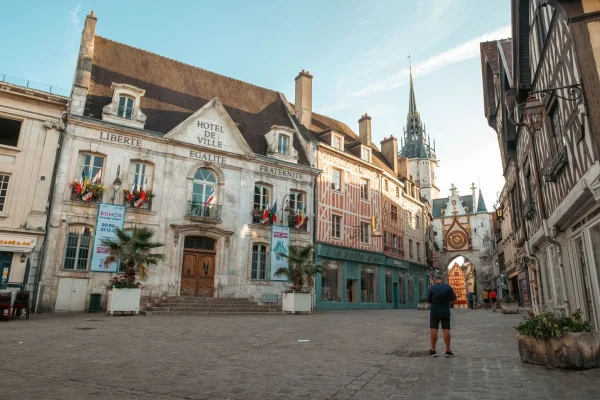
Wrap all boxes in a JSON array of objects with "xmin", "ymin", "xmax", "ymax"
[
  {"xmin": 180, "ymin": 236, "xmax": 216, "ymax": 297},
  {"xmin": 446, "ymin": 255, "xmax": 478, "ymax": 309}
]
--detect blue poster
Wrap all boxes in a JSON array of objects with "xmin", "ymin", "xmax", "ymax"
[
  {"xmin": 90, "ymin": 203, "xmax": 126, "ymax": 272},
  {"xmin": 270, "ymin": 225, "xmax": 290, "ymax": 281}
]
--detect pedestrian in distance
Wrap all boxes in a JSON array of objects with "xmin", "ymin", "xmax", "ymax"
[
  {"xmin": 490, "ymin": 289, "xmax": 497, "ymax": 312},
  {"xmin": 467, "ymin": 292, "xmax": 474, "ymax": 309},
  {"xmin": 427, "ymin": 274, "xmax": 457, "ymax": 358},
  {"xmin": 482, "ymin": 289, "xmax": 489, "ymax": 310}
]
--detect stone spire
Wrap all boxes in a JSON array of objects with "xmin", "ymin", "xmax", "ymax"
[{"xmin": 408, "ymin": 66, "xmax": 418, "ymax": 117}]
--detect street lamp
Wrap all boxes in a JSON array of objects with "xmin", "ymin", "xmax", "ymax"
[
  {"xmin": 495, "ymin": 206, "xmax": 504, "ymax": 221},
  {"xmin": 20, "ymin": 253, "xmax": 27, "ymax": 263},
  {"xmin": 111, "ymin": 165, "xmax": 122, "ymax": 204},
  {"xmin": 523, "ymin": 95, "xmax": 545, "ymax": 132}
]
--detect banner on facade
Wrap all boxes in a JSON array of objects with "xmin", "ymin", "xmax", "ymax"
[
  {"xmin": 270, "ymin": 225, "xmax": 290, "ymax": 281},
  {"xmin": 90, "ymin": 203, "xmax": 126, "ymax": 273}
]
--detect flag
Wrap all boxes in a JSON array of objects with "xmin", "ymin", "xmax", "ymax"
[
  {"xmin": 79, "ymin": 169, "xmax": 87, "ymax": 193},
  {"xmin": 297, "ymin": 205, "xmax": 307, "ymax": 228},
  {"xmin": 270, "ymin": 200, "xmax": 278, "ymax": 223},
  {"xmin": 92, "ymin": 168, "xmax": 102, "ymax": 184},
  {"xmin": 134, "ymin": 179, "xmax": 147, "ymax": 208},
  {"xmin": 128, "ymin": 181, "xmax": 136, "ymax": 202},
  {"xmin": 203, "ymin": 187, "xmax": 215, "ymax": 209},
  {"xmin": 261, "ymin": 203, "xmax": 269, "ymax": 224}
]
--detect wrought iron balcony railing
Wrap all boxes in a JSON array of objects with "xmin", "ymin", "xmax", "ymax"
[
  {"xmin": 524, "ymin": 201, "xmax": 536, "ymax": 221},
  {"xmin": 543, "ymin": 147, "xmax": 568, "ymax": 183},
  {"xmin": 188, "ymin": 202, "xmax": 222, "ymax": 220}
]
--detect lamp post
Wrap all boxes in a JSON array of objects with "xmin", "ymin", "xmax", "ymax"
[{"xmin": 111, "ymin": 165, "xmax": 122, "ymax": 204}]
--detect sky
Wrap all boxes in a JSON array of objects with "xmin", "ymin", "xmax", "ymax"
[{"xmin": 0, "ymin": 0, "xmax": 510, "ymax": 207}]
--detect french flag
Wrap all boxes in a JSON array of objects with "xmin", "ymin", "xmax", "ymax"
[{"xmin": 203, "ymin": 187, "xmax": 215, "ymax": 209}]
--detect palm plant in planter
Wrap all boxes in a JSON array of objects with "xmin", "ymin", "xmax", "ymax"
[
  {"xmin": 515, "ymin": 310, "xmax": 600, "ymax": 369},
  {"xmin": 501, "ymin": 294, "xmax": 519, "ymax": 314},
  {"xmin": 274, "ymin": 244, "xmax": 322, "ymax": 314},
  {"xmin": 101, "ymin": 227, "xmax": 165, "ymax": 315}
]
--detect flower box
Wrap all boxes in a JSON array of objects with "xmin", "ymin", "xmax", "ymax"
[
  {"xmin": 282, "ymin": 292, "xmax": 311, "ymax": 314},
  {"xmin": 517, "ymin": 331, "xmax": 600, "ymax": 369},
  {"xmin": 501, "ymin": 302, "xmax": 519, "ymax": 314},
  {"xmin": 107, "ymin": 288, "xmax": 141, "ymax": 316}
]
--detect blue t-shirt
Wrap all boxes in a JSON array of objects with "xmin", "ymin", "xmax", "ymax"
[{"xmin": 428, "ymin": 283, "xmax": 457, "ymax": 318}]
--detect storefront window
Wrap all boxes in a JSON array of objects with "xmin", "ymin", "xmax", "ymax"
[
  {"xmin": 407, "ymin": 273, "xmax": 414, "ymax": 303},
  {"xmin": 399, "ymin": 273, "xmax": 406, "ymax": 304},
  {"xmin": 322, "ymin": 260, "xmax": 342, "ymax": 302},
  {"xmin": 589, "ymin": 223, "xmax": 600, "ymax": 323},
  {"xmin": 385, "ymin": 270, "xmax": 393, "ymax": 303},
  {"xmin": 419, "ymin": 276, "xmax": 426, "ymax": 301},
  {"xmin": 360, "ymin": 266, "xmax": 377, "ymax": 303},
  {"xmin": 573, "ymin": 235, "xmax": 596, "ymax": 323}
]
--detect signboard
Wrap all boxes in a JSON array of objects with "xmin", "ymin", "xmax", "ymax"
[
  {"xmin": 262, "ymin": 293, "xmax": 278, "ymax": 303},
  {"xmin": 90, "ymin": 203, "xmax": 126, "ymax": 272},
  {"xmin": 316, "ymin": 244, "xmax": 385, "ymax": 264},
  {"xmin": 270, "ymin": 226, "xmax": 290, "ymax": 281}
]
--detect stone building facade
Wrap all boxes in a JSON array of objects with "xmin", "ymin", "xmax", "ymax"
[
  {"xmin": 0, "ymin": 79, "xmax": 67, "ymax": 301},
  {"xmin": 38, "ymin": 12, "xmax": 318, "ymax": 311}
]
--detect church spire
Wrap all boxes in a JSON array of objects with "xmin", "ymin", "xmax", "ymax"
[{"xmin": 408, "ymin": 64, "xmax": 418, "ymax": 116}]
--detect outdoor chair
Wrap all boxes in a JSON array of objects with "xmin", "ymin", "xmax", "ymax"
[
  {"xmin": 0, "ymin": 292, "xmax": 12, "ymax": 321},
  {"xmin": 12, "ymin": 291, "xmax": 30, "ymax": 320}
]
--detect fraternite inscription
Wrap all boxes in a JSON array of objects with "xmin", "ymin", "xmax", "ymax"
[{"xmin": 197, "ymin": 121, "xmax": 224, "ymax": 149}]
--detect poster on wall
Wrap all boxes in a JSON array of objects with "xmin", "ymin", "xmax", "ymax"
[
  {"xmin": 270, "ymin": 225, "xmax": 290, "ymax": 281},
  {"xmin": 90, "ymin": 203, "xmax": 126, "ymax": 272}
]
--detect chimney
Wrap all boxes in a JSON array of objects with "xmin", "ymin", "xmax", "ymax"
[
  {"xmin": 69, "ymin": 11, "xmax": 97, "ymax": 116},
  {"xmin": 380, "ymin": 136, "xmax": 399, "ymax": 175},
  {"xmin": 294, "ymin": 70, "xmax": 313, "ymax": 128},
  {"xmin": 358, "ymin": 113, "xmax": 372, "ymax": 145}
]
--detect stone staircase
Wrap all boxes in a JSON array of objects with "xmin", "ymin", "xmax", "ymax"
[{"xmin": 141, "ymin": 296, "xmax": 281, "ymax": 316}]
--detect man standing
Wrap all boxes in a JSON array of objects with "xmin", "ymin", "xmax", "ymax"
[
  {"xmin": 467, "ymin": 292, "xmax": 474, "ymax": 309},
  {"xmin": 482, "ymin": 289, "xmax": 489, "ymax": 309},
  {"xmin": 490, "ymin": 289, "xmax": 497, "ymax": 312},
  {"xmin": 428, "ymin": 275, "xmax": 457, "ymax": 357}
]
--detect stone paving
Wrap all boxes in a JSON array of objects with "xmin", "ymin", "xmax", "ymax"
[{"xmin": 2, "ymin": 308, "xmax": 600, "ymax": 399}]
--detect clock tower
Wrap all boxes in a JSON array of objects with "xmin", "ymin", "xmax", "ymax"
[{"xmin": 398, "ymin": 68, "xmax": 440, "ymax": 204}]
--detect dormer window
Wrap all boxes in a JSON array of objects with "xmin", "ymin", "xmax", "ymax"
[
  {"xmin": 361, "ymin": 146, "xmax": 371, "ymax": 162},
  {"xmin": 117, "ymin": 96, "xmax": 134, "ymax": 119},
  {"xmin": 332, "ymin": 134, "xmax": 343, "ymax": 150},
  {"xmin": 102, "ymin": 83, "xmax": 147, "ymax": 129},
  {"xmin": 278, "ymin": 134, "xmax": 289, "ymax": 155}
]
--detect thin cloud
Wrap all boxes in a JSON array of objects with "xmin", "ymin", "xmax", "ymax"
[
  {"xmin": 69, "ymin": 4, "xmax": 82, "ymax": 26},
  {"xmin": 347, "ymin": 25, "xmax": 511, "ymax": 98}
]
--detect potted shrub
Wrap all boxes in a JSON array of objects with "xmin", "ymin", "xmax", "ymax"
[
  {"xmin": 501, "ymin": 294, "xmax": 519, "ymax": 314},
  {"xmin": 275, "ymin": 245, "xmax": 322, "ymax": 314},
  {"xmin": 515, "ymin": 310, "xmax": 600, "ymax": 369},
  {"xmin": 101, "ymin": 227, "xmax": 165, "ymax": 316},
  {"xmin": 418, "ymin": 297, "xmax": 430, "ymax": 310}
]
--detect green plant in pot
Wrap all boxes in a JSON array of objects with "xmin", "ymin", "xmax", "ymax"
[{"xmin": 275, "ymin": 245, "xmax": 322, "ymax": 314}]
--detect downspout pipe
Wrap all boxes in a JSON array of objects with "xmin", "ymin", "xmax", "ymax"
[{"xmin": 543, "ymin": 219, "xmax": 571, "ymax": 315}]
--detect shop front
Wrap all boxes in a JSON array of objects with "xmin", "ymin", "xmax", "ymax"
[
  {"xmin": 0, "ymin": 235, "xmax": 37, "ymax": 290},
  {"xmin": 315, "ymin": 243, "xmax": 428, "ymax": 310}
]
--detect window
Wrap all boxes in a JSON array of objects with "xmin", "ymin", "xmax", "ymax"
[
  {"xmin": 331, "ymin": 168, "xmax": 342, "ymax": 191},
  {"xmin": 332, "ymin": 214, "xmax": 342, "ymax": 239},
  {"xmin": 384, "ymin": 180, "xmax": 388, "ymax": 191},
  {"xmin": 417, "ymin": 242, "xmax": 421, "ymax": 260},
  {"xmin": 63, "ymin": 226, "xmax": 93, "ymax": 270},
  {"xmin": 360, "ymin": 222, "xmax": 370, "ymax": 244},
  {"xmin": 0, "ymin": 174, "xmax": 9, "ymax": 212},
  {"xmin": 361, "ymin": 147, "xmax": 371, "ymax": 162},
  {"xmin": 278, "ymin": 134, "xmax": 289, "ymax": 154},
  {"xmin": 385, "ymin": 270, "xmax": 393, "ymax": 304},
  {"xmin": 251, "ymin": 244, "xmax": 268, "ymax": 280},
  {"xmin": 360, "ymin": 179, "xmax": 369, "ymax": 200},
  {"xmin": 193, "ymin": 169, "xmax": 217, "ymax": 205},
  {"xmin": 419, "ymin": 276, "xmax": 426, "ymax": 300},
  {"xmin": 511, "ymin": 186, "xmax": 521, "ymax": 229},
  {"xmin": 128, "ymin": 162, "xmax": 153, "ymax": 191},
  {"xmin": 322, "ymin": 260, "xmax": 343, "ymax": 301},
  {"xmin": 549, "ymin": 105, "xmax": 565, "ymax": 151},
  {"xmin": 0, "ymin": 117, "xmax": 21, "ymax": 147},
  {"xmin": 415, "ymin": 215, "xmax": 420, "ymax": 229},
  {"xmin": 407, "ymin": 273, "xmax": 414, "ymax": 302},
  {"xmin": 117, "ymin": 96, "xmax": 134, "ymax": 119},
  {"xmin": 332, "ymin": 135, "xmax": 342, "ymax": 150},
  {"xmin": 77, "ymin": 153, "xmax": 105, "ymax": 184},
  {"xmin": 409, "ymin": 239, "xmax": 414, "ymax": 258},
  {"xmin": 525, "ymin": 167, "xmax": 533, "ymax": 205},
  {"xmin": 396, "ymin": 186, "xmax": 400, "ymax": 198},
  {"xmin": 392, "ymin": 234, "xmax": 398, "ymax": 249},
  {"xmin": 399, "ymin": 273, "xmax": 406, "ymax": 304},
  {"xmin": 289, "ymin": 191, "xmax": 304, "ymax": 211},
  {"xmin": 360, "ymin": 266, "xmax": 377, "ymax": 302},
  {"xmin": 253, "ymin": 183, "xmax": 270, "ymax": 210},
  {"xmin": 391, "ymin": 205, "xmax": 398, "ymax": 222},
  {"xmin": 383, "ymin": 231, "xmax": 388, "ymax": 245}
]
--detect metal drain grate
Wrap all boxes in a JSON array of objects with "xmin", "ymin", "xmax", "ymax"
[
  {"xmin": 75, "ymin": 327, "xmax": 96, "ymax": 330},
  {"xmin": 389, "ymin": 350, "xmax": 430, "ymax": 358}
]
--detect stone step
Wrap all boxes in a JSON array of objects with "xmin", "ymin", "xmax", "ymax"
[
  {"xmin": 142, "ymin": 311, "xmax": 281, "ymax": 316},
  {"xmin": 144, "ymin": 306, "xmax": 279, "ymax": 312},
  {"xmin": 146, "ymin": 302, "xmax": 277, "ymax": 308},
  {"xmin": 161, "ymin": 297, "xmax": 253, "ymax": 302}
]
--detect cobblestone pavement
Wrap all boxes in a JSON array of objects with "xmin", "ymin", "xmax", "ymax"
[{"xmin": 3, "ymin": 309, "xmax": 600, "ymax": 399}]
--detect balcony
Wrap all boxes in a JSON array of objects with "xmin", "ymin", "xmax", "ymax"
[
  {"xmin": 524, "ymin": 201, "xmax": 536, "ymax": 221},
  {"xmin": 69, "ymin": 184, "xmax": 104, "ymax": 204},
  {"xmin": 287, "ymin": 214, "xmax": 308, "ymax": 231},
  {"xmin": 188, "ymin": 201, "xmax": 222, "ymax": 221},
  {"xmin": 543, "ymin": 147, "xmax": 568, "ymax": 183},
  {"xmin": 123, "ymin": 189, "xmax": 153, "ymax": 211},
  {"xmin": 384, "ymin": 246, "xmax": 405, "ymax": 258},
  {"xmin": 1, "ymin": 73, "xmax": 69, "ymax": 96},
  {"xmin": 495, "ymin": 229, "xmax": 502, "ymax": 243}
]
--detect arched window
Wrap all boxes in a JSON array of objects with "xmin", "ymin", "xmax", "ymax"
[{"xmin": 192, "ymin": 169, "xmax": 217, "ymax": 205}]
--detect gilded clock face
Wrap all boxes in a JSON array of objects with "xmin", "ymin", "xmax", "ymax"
[
  {"xmin": 448, "ymin": 230, "xmax": 467, "ymax": 250},
  {"xmin": 452, "ymin": 200, "xmax": 457, "ymax": 206}
]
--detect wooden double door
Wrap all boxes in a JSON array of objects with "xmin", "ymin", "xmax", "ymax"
[{"xmin": 180, "ymin": 250, "xmax": 215, "ymax": 297}]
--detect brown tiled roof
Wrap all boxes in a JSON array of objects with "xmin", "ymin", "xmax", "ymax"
[
  {"xmin": 480, "ymin": 41, "xmax": 500, "ymax": 73},
  {"xmin": 86, "ymin": 36, "xmax": 309, "ymax": 165},
  {"xmin": 499, "ymin": 40, "xmax": 513, "ymax": 81}
]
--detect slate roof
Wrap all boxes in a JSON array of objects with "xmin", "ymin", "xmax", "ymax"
[
  {"xmin": 499, "ymin": 40, "xmax": 513, "ymax": 79},
  {"xmin": 431, "ymin": 195, "xmax": 475, "ymax": 218},
  {"xmin": 480, "ymin": 41, "xmax": 500, "ymax": 74},
  {"xmin": 86, "ymin": 36, "xmax": 310, "ymax": 165},
  {"xmin": 477, "ymin": 191, "xmax": 488, "ymax": 212}
]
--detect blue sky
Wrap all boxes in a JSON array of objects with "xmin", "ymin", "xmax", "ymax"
[{"xmin": 0, "ymin": 0, "xmax": 510, "ymax": 207}]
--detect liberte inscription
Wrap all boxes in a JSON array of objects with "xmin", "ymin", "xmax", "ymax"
[
  {"xmin": 197, "ymin": 121, "xmax": 224, "ymax": 149},
  {"xmin": 99, "ymin": 132, "xmax": 142, "ymax": 147}
]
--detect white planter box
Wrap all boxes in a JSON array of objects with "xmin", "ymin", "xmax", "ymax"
[
  {"xmin": 282, "ymin": 292, "xmax": 311, "ymax": 314},
  {"xmin": 107, "ymin": 288, "xmax": 141, "ymax": 316}
]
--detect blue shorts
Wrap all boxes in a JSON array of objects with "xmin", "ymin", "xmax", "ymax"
[{"xmin": 430, "ymin": 315, "xmax": 451, "ymax": 330}]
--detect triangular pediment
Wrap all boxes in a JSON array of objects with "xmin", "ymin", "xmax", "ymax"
[{"xmin": 165, "ymin": 97, "xmax": 254, "ymax": 156}]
